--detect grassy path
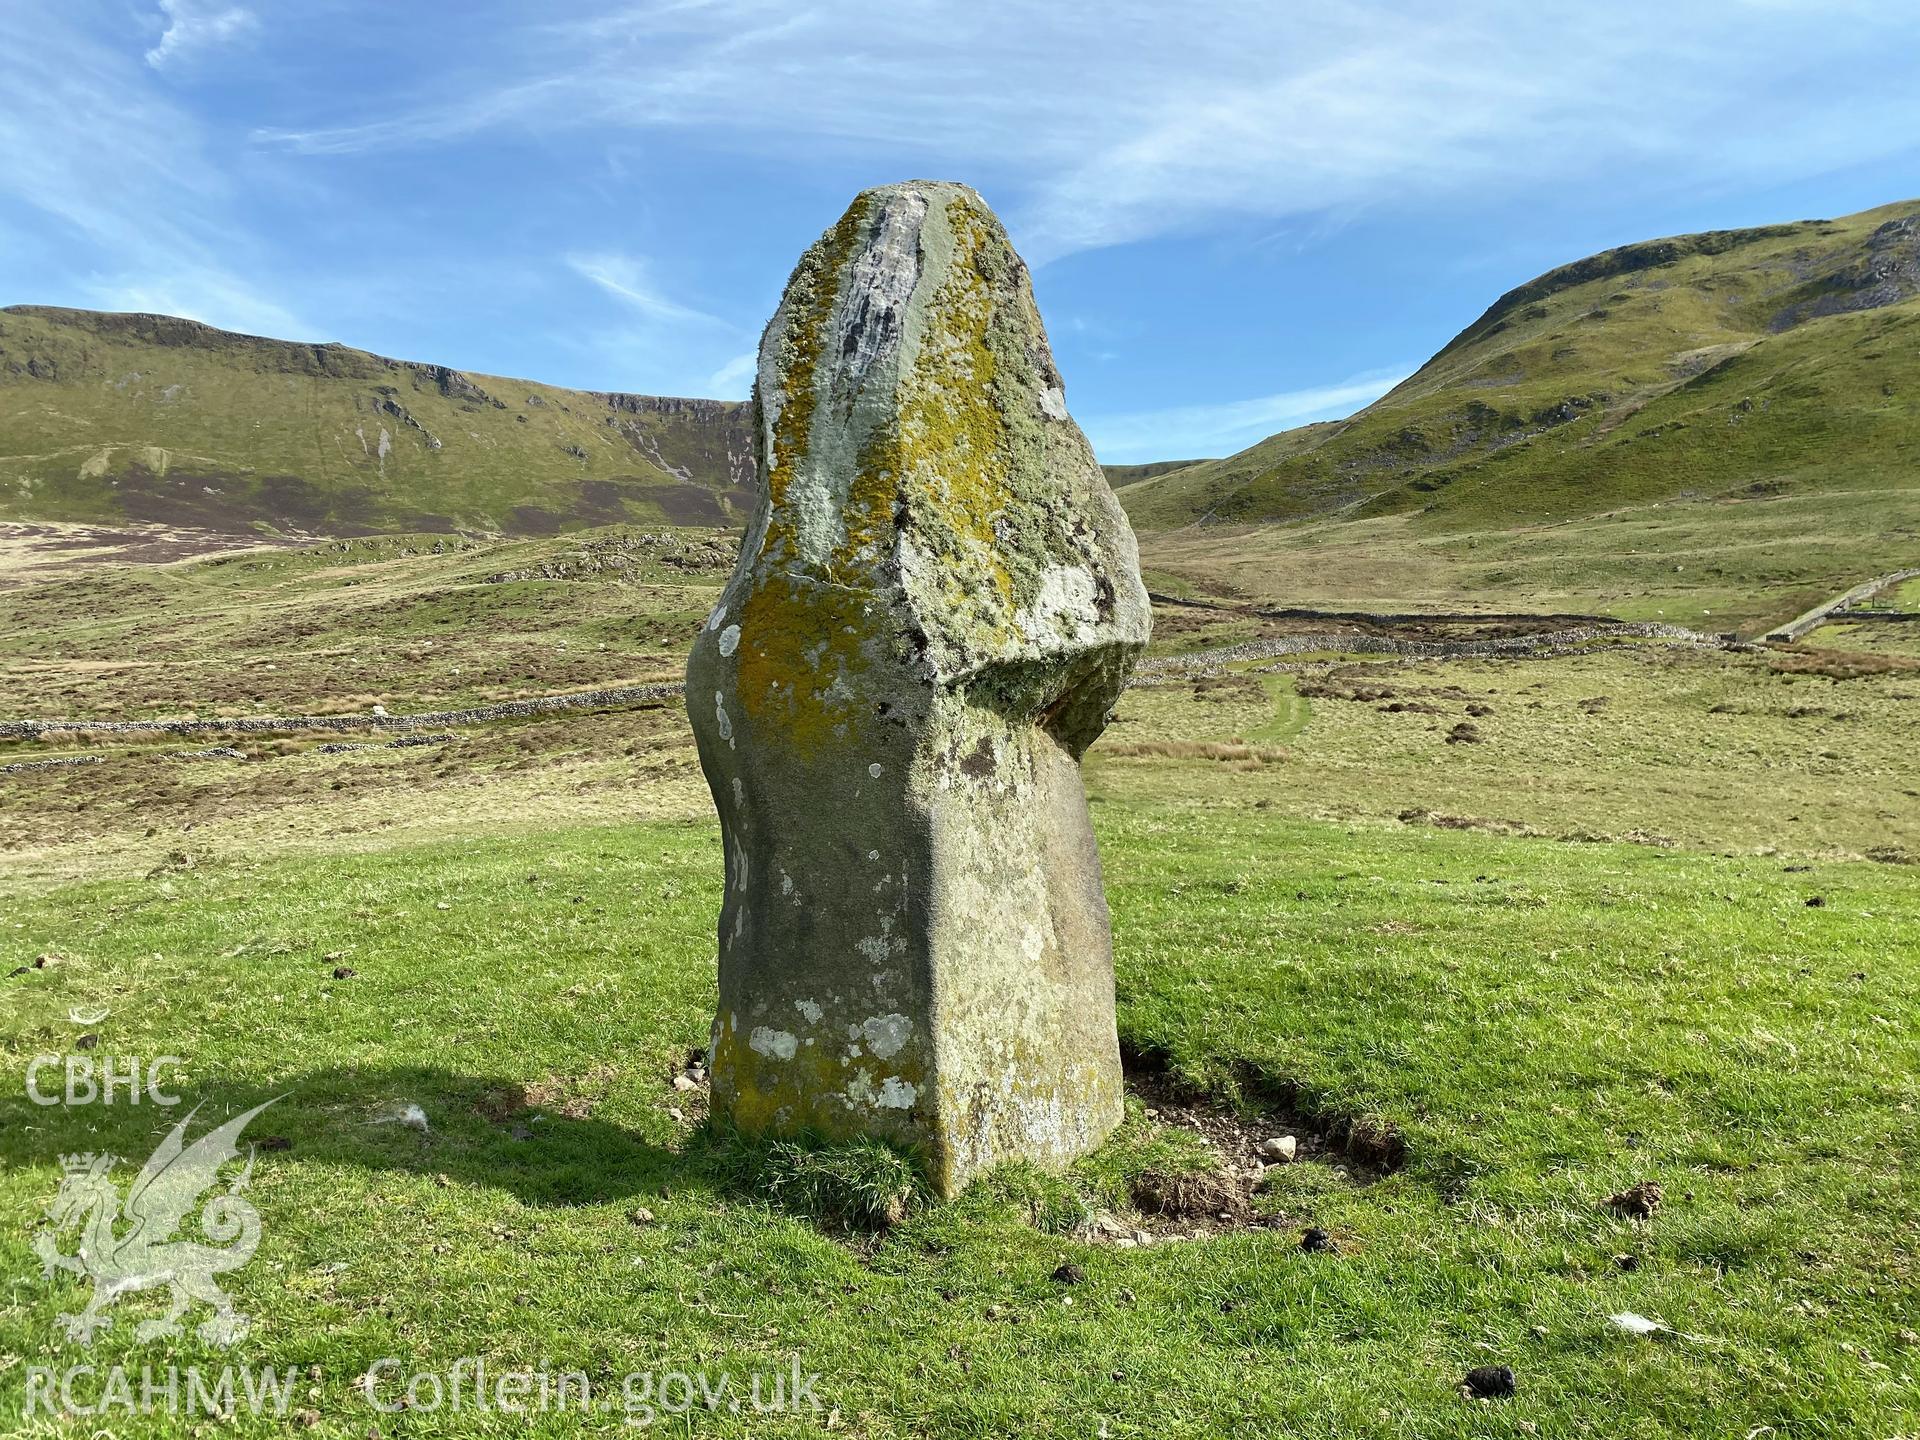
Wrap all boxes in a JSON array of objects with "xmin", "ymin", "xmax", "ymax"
[{"xmin": 1246, "ymin": 674, "xmax": 1311, "ymax": 743}]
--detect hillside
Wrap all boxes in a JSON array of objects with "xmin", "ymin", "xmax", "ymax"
[
  {"xmin": 0, "ymin": 306, "xmax": 753, "ymax": 536},
  {"xmin": 1122, "ymin": 199, "xmax": 1920, "ymax": 630},
  {"xmin": 1125, "ymin": 199, "xmax": 1920, "ymax": 533},
  {"xmin": 1104, "ymin": 458, "xmax": 1215, "ymax": 487}
]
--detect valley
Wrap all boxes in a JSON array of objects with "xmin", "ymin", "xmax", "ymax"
[{"xmin": 3, "ymin": 195, "xmax": 1917, "ymax": 1438}]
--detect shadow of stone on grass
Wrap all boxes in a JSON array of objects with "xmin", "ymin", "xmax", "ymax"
[{"xmin": 0, "ymin": 1065, "xmax": 708, "ymax": 1210}]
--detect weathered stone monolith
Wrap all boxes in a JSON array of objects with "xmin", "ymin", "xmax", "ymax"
[{"xmin": 686, "ymin": 180, "xmax": 1150, "ymax": 1197}]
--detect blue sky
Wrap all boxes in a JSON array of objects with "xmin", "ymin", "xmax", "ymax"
[{"xmin": 5, "ymin": 2, "xmax": 1919, "ymax": 463}]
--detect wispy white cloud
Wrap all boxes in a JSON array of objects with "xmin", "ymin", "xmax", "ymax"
[
  {"xmin": 0, "ymin": 6, "xmax": 299, "ymax": 336},
  {"xmin": 706, "ymin": 351, "xmax": 758, "ymax": 399},
  {"xmin": 146, "ymin": 0, "xmax": 258, "ymax": 71},
  {"xmin": 565, "ymin": 252, "xmax": 729, "ymax": 329},
  {"xmin": 558, "ymin": 251, "xmax": 748, "ymax": 396},
  {"xmin": 1081, "ymin": 369, "xmax": 1410, "ymax": 465},
  {"xmin": 245, "ymin": 1, "xmax": 1920, "ymax": 263}
]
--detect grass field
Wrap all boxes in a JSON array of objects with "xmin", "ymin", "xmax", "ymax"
[
  {"xmin": 2, "ymin": 522, "xmax": 1910, "ymax": 884},
  {"xmin": 0, "ymin": 526, "xmax": 734, "ymax": 722},
  {"xmin": 1137, "ymin": 484, "xmax": 1918, "ymax": 636},
  {"xmin": 4, "ymin": 809, "xmax": 1916, "ymax": 1436},
  {"xmin": 2, "ymin": 525, "xmax": 1917, "ymax": 1436}
]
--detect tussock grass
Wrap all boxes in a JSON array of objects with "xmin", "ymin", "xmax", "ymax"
[
  {"xmin": 1098, "ymin": 738, "xmax": 1287, "ymax": 763},
  {"xmin": 1764, "ymin": 644, "xmax": 1920, "ymax": 679},
  {"xmin": 697, "ymin": 1125, "xmax": 929, "ymax": 1231}
]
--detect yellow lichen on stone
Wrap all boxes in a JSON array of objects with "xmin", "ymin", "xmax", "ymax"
[
  {"xmin": 711, "ymin": 1008, "xmax": 933, "ymax": 1143},
  {"xmin": 734, "ymin": 576, "xmax": 873, "ymax": 760},
  {"xmin": 866, "ymin": 199, "xmax": 1018, "ymax": 640},
  {"xmin": 736, "ymin": 200, "xmax": 879, "ymax": 758},
  {"xmin": 735, "ymin": 190, "xmax": 1035, "ymax": 757}
]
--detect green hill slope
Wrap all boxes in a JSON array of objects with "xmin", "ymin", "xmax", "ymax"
[
  {"xmin": 1103, "ymin": 458, "xmax": 1215, "ymax": 488},
  {"xmin": 0, "ymin": 306, "xmax": 753, "ymax": 536},
  {"xmin": 1125, "ymin": 200, "xmax": 1920, "ymax": 533}
]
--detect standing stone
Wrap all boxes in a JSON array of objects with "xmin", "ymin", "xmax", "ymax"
[{"xmin": 687, "ymin": 180, "xmax": 1150, "ymax": 1197}]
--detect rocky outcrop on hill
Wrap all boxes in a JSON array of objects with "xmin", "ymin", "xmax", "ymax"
[{"xmin": 1769, "ymin": 215, "xmax": 1920, "ymax": 330}]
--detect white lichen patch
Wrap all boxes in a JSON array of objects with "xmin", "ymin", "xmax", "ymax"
[
  {"xmin": 1015, "ymin": 565, "xmax": 1100, "ymax": 648},
  {"xmin": 876, "ymin": 1077, "xmax": 918, "ymax": 1109},
  {"xmin": 749, "ymin": 1026, "xmax": 798, "ymax": 1061},
  {"xmin": 718, "ymin": 624, "xmax": 741, "ymax": 657},
  {"xmin": 796, "ymin": 998, "xmax": 824, "ymax": 1023},
  {"xmin": 860, "ymin": 1013, "xmax": 911, "ymax": 1059},
  {"xmin": 841, "ymin": 1068, "xmax": 877, "ymax": 1109},
  {"xmin": 842, "ymin": 1068, "xmax": 916, "ymax": 1112},
  {"xmin": 714, "ymin": 691, "xmax": 734, "ymax": 746}
]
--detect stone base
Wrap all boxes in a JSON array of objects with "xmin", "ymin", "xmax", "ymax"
[{"xmin": 701, "ymin": 707, "xmax": 1124, "ymax": 1197}]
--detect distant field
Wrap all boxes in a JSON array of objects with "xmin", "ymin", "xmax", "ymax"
[
  {"xmin": 2, "ymin": 523, "xmax": 1914, "ymax": 889},
  {"xmin": 1136, "ymin": 482, "xmax": 1913, "ymax": 636},
  {"xmin": 0, "ymin": 524, "xmax": 730, "ymax": 722},
  {"xmin": 1805, "ymin": 577, "xmax": 1920, "ymax": 660}
]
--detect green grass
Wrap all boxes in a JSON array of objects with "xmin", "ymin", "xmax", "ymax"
[
  {"xmin": 699, "ymin": 1128, "xmax": 930, "ymax": 1231},
  {"xmin": 2, "ymin": 808, "xmax": 1916, "ymax": 1436},
  {"xmin": 1100, "ymin": 643, "xmax": 1920, "ymax": 859},
  {"xmin": 1243, "ymin": 675, "xmax": 1310, "ymax": 743}
]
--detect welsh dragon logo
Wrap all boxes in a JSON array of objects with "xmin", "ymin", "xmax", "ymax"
[{"xmin": 33, "ymin": 1100, "xmax": 276, "ymax": 1346}]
